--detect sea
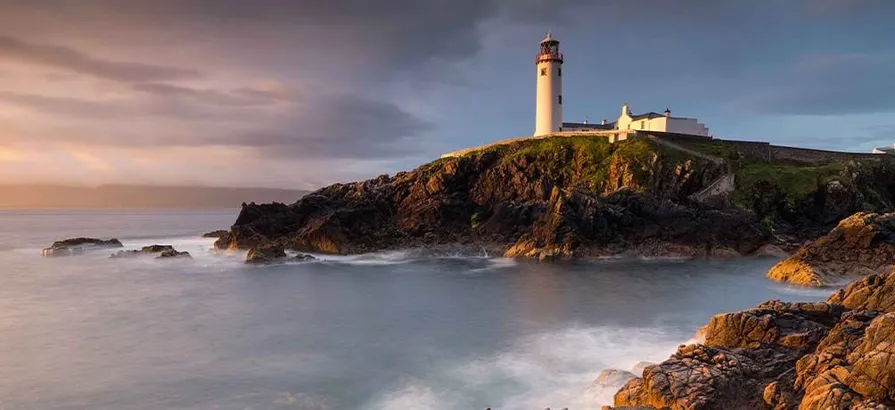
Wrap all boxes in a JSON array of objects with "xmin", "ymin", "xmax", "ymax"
[{"xmin": 0, "ymin": 209, "xmax": 831, "ymax": 410}]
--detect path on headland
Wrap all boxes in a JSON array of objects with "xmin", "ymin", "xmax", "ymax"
[
  {"xmin": 644, "ymin": 134, "xmax": 724, "ymax": 165},
  {"xmin": 644, "ymin": 134, "xmax": 734, "ymax": 203}
]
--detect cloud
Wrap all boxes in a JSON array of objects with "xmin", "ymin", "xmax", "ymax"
[
  {"xmin": 132, "ymin": 83, "xmax": 300, "ymax": 107},
  {"xmin": 0, "ymin": 90, "xmax": 429, "ymax": 160},
  {"xmin": 0, "ymin": 35, "xmax": 202, "ymax": 82},
  {"xmin": 68, "ymin": 150, "xmax": 113, "ymax": 171}
]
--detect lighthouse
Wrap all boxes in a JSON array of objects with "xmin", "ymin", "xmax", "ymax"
[{"xmin": 534, "ymin": 33, "xmax": 563, "ymax": 136}]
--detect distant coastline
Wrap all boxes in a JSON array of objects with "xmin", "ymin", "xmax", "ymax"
[{"xmin": 0, "ymin": 184, "xmax": 308, "ymax": 209}]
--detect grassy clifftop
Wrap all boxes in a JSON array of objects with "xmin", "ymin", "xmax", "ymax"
[{"xmin": 437, "ymin": 134, "xmax": 895, "ymax": 242}]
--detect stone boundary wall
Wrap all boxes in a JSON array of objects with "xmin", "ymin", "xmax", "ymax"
[
  {"xmin": 768, "ymin": 145, "xmax": 881, "ymax": 164},
  {"xmin": 646, "ymin": 132, "xmax": 885, "ymax": 165},
  {"xmin": 441, "ymin": 130, "xmax": 888, "ymax": 165}
]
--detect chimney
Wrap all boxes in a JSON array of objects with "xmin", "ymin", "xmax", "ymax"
[
  {"xmin": 601, "ymin": 118, "xmax": 607, "ymax": 125},
  {"xmin": 664, "ymin": 108, "xmax": 671, "ymax": 117}
]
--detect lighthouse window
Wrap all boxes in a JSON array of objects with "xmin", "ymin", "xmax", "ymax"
[
  {"xmin": 558, "ymin": 68, "xmax": 562, "ymax": 77},
  {"xmin": 558, "ymin": 95, "xmax": 562, "ymax": 105},
  {"xmin": 540, "ymin": 68, "xmax": 546, "ymax": 76}
]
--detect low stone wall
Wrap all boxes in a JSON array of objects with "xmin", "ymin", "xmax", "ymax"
[
  {"xmin": 442, "ymin": 130, "xmax": 888, "ymax": 165},
  {"xmin": 769, "ymin": 144, "xmax": 881, "ymax": 165}
]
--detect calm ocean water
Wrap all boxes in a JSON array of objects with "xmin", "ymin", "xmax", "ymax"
[{"xmin": 0, "ymin": 209, "xmax": 830, "ymax": 410}]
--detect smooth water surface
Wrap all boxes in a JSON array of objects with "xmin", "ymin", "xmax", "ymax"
[{"xmin": 0, "ymin": 210, "xmax": 830, "ymax": 409}]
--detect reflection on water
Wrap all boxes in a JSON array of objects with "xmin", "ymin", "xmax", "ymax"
[{"xmin": 0, "ymin": 210, "xmax": 827, "ymax": 410}]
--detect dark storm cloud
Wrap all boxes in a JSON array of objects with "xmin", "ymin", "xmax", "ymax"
[
  {"xmin": 0, "ymin": 36, "xmax": 202, "ymax": 82},
  {"xmin": 132, "ymin": 83, "xmax": 300, "ymax": 107},
  {"xmin": 0, "ymin": 90, "xmax": 428, "ymax": 159}
]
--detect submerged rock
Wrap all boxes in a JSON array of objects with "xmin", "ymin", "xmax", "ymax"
[
  {"xmin": 111, "ymin": 245, "xmax": 191, "ymax": 259},
  {"xmin": 42, "ymin": 237, "xmax": 123, "ymax": 256},
  {"xmin": 767, "ymin": 212, "xmax": 895, "ymax": 286},
  {"xmin": 609, "ymin": 269, "xmax": 895, "ymax": 410}
]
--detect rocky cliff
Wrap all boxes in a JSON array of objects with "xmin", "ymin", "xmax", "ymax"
[
  {"xmin": 768, "ymin": 213, "xmax": 895, "ymax": 286},
  {"xmin": 216, "ymin": 135, "xmax": 895, "ymax": 258},
  {"xmin": 610, "ymin": 269, "xmax": 895, "ymax": 410}
]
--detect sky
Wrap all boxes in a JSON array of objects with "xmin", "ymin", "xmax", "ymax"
[{"xmin": 0, "ymin": 0, "xmax": 894, "ymax": 189}]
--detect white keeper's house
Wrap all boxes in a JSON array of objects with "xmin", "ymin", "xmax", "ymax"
[{"xmin": 534, "ymin": 33, "xmax": 710, "ymax": 138}]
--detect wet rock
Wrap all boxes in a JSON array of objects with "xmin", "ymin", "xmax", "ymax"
[
  {"xmin": 754, "ymin": 244, "xmax": 789, "ymax": 259},
  {"xmin": 42, "ymin": 237, "xmax": 123, "ymax": 256},
  {"xmin": 111, "ymin": 245, "xmax": 191, "ymax": 259},
  {"xmin": 245, "ymin": 245, "xmax": 316, "ymax": 264},
  {"xmin": 157, "ymin": 249, "xmax": 191, "ymax": 259},
  {"xmin": 202, "ymin": 230, "xmax": 229, "ymax": 239},
  {"xmin": 245, "ymin": 245, "xmax": 286, "ymax": 263},
  {"xmin": 767, "ymin": 212, "xmax": 895, "ymax": 286},
  {"xmin": 612, "ymin": 269, "xmax": 895, "ymax": 410}
]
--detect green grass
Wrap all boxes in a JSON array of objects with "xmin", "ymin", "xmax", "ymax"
[
  {"xmin": 732, "ymin": 163, "xmax": 846, "ymax": 206},
  {"xmin": 674, "ymin": 139, "xmax": 740, "ymax": 160}
]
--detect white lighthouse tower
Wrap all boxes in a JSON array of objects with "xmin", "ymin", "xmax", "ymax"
[{"xmin": 534, "ymin": 33, "xmax": 563, "ymax": 137}]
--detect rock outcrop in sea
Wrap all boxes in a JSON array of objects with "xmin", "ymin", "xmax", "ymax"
[
  {"xmin": 608, "ymin": 269, "xmax": 895, "ymax": 410},
  {"xmin": 202, "ymin": 230, "xmax": 230, "ymax": 239},
  {"xmin": 215, "ymin": 136, "xmax": 895, "ymax": 259},
  {"xmin": 42, "ymin": 238, "xmax": 123, "ymax": 256},
  {"xmin": 245, "ymin": 245, "xmax": 315, "ymax": 264},
  {"xmin": 767, "ymin": 212, "xmax": 895, "ymax": 287},
  {"xmin": 111, "ymin": 245, "xmax": 192, "ymax": 259}
]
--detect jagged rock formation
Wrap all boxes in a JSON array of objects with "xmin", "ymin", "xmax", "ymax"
[
  {"xmin": 42, "ymin": 238, "xmax": 123, "ymax": 256},
  {"xmin": 215, "ymin": 136, "xmax": 895, "ymax": 259},
  {"xmin": 768, "ymin": 213, "xmax": 895, "ymax": 286},
  {"xmin": 609, "ymin": 270, "xmax": 895, "ymax": 410},
  {"xmin": 111, "ymin": 245, "xmax": 191, "ymax": 259}
]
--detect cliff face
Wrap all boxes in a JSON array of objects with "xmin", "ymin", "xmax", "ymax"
[
  {"xmin": 611, "ymin": 269, "xmax": 895, "ymax": 410},
  {"xmin": 216, "ymin": 136, "xmax": 895, "ymax": 258}
]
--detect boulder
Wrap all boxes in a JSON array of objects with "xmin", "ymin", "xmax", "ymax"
[
  {"xmin": 42, "ymin": 237, "xmax": 123, "ymax": 256},
  {"xmin": 202, "ymin": 230, "xmax": 230, "ymax": 239},
  {"xmin": 754, "ymin": 244, "xmax": 789, "ymax": 259},
  {"xmin": 245, "ymin": 246, "xmax": 316, "ymax": 264},
  {"xmin": 611, "ymin": 269, "xmax": 895, "ymax": 410},
  {"xmin": 158, "ymin": 249, "xmax": 191, "ymax": 259},
  {"xmin": 767, "ymin": 212, "xmax": 895, "ymax": 286}
]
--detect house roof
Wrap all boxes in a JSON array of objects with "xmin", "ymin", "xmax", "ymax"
[
  {"xmin": 874, "ymin": 146, "xmax": 895, "ymax": 153},
  {"xmin": 630, "ymin": 112, "xmax": 666, "ymax": 120},
  {"xmin": 628, "ymin": 112, "xmax": 697, "ymax": 121},
  {"xmin": 563, "ymin": 122, "xmax": 615, "ymax": 130}
]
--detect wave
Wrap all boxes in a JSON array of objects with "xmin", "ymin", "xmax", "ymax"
[{"xmin": 366, "ymin": 324, "xmax": 687, "ymax": 410}]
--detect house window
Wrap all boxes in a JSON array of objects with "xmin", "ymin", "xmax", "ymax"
[
  {"xmin": 558, "ymin": 95, "xmax": 562, "ymax": 105},
  {"xmin": 540, "ymin": 68, "xmax": 547, "ymax": 76},
  {"xmin": 558, "ymin": 68, "xmax": 562, "ymax": 77},
  {"xmin": 641, "ymin": 120, "xmax": 646, "ymax": 129}
]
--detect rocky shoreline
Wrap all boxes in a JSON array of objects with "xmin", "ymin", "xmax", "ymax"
[
  {"xmin": 767, "ymin": 213, "xmax": 895, "ymax": 287},
  {"xmin": 214, "ymin": 136, "xmax": 895, "ymax": 261}
]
